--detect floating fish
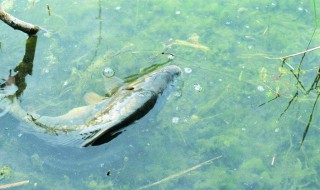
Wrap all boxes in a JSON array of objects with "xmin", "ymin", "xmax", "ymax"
[{"xmin": 6, "ymin": 65, "xmax": 181, "ymax": 147}]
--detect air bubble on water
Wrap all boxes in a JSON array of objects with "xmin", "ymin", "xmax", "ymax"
[
  {"xmin": 173, "ymin": 91, "xmax": 182, "ymax": 97},
  {"xmin": 43, "ymin": 32, "xmax": 51, "ymax": 38},
  {"xmin": 175, "ymin": 10, "xmax": 181, "ymax": 15},
  {"xmin": 257, "ymin": 85, "xmax": 265, "ymax": 92},
  {"xmin": 194, "ymin": 84, "xmax": 202, "ymax": 92},
  {"xmin": 172, "ymin": 117, "xmax": 179, "ymax": 124},
  {"xmin": 275, "ymin": 128, "xmax": 279, "ymax": 133},
  {"xmin": 184, "ymin": 67, "xmax": 192, "ymax": 74},
  {"xmin": 103, "ymin": 67, "xmax": 115, "ymax": 78}
]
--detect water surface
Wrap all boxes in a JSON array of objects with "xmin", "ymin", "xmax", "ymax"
[{"xmin": 1, "ymin": 0, "xmax": 320, "ymax": 189}]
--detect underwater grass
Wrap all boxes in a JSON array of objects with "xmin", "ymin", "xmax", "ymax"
[{"xmin": 1, "ymin": 0, "xmax": 320, "ymax": 189}]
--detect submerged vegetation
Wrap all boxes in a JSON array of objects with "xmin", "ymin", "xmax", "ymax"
[
  {"xmin": 260, "ymin": 0, "xmax": 320, "ymax": 147},
  {"xmin": 1, "ymin": 0, "xmax": 320, "ymax": 189}
]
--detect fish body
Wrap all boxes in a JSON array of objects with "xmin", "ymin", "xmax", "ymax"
[
  {"xmin": 80, "ymin": 65, "xmax": 181, "ymax": 146},
  {"xmin": 10, "ymin": 65, "xmax": 181, "ymax": 147}
]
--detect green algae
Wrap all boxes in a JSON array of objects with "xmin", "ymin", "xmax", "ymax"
[
  {"xmin": 1, "ymin": 0, "xmax": 320, "ymax": 190},
  {"xmin": 0, "ymin": 166, "xmax": 11, "ymax": 181}
]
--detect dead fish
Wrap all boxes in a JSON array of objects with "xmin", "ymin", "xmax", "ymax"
[{"xmin": 9, "ymin": 65, "xmax": 181, "ymax": 147}]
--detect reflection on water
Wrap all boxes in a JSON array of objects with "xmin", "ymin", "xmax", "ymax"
[{"xmin": 0, "ymin": 36, "xmax": 37, "ymax": 120}]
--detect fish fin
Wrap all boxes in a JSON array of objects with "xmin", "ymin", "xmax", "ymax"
[
  {"xmin": 42, "ymin": 133, "xmax": 85, "ymax": 147},
  {"xmin": 80, "ymin": 121, "xmax": 119, "ymax": 147},
  {"xmin": 17, "ymin": 122, "xmax": 84, "ymax": 147},
  {"xmin": 84, "ymin": 92, "xmax": 105, "ymax": 105}
]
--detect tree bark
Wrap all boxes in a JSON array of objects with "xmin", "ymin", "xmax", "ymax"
[{"xmin": 0, "ymin": 9, "xmax": 39, "ymax": 36}]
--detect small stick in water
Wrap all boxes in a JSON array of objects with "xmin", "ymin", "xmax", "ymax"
[
  {"xmin": 138, "ymin": 156, "xmax": 222, "ymax": 190},
  {"xmin": 46, "ymin": 4, "xmax": 51, "ymax": 16},
  {"xmin": 271, "ymin": 155, "xmax": 276, "ymax": 166},
  {"xmin": 0, "ymin": 180, "xmax": 29, "ymax": 189}
]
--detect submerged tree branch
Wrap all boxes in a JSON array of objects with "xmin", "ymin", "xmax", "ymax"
[
  {"xmin": 0, "ymin": 9, "xmax": 39, "ymax": 36},
  {"xmin": 264, "ymin": 45, "xmax": 320, "ymax": 61},
  {"xmin": 0, "ymin": 180, "xmax": 29, "ymax": 189},
  {"xmin": 138, "ymin": 155, "xmax": 222, "ymax": 190}
]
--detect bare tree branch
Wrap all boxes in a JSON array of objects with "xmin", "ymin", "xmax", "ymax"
[{"xmin": 0, "ymin": 9, "xmax": 39, "ymax": 36}]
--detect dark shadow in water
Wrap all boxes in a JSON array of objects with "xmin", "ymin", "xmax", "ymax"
[{"xmin": 0, "ymin": 36, "xmax": 37, "ymax": 98}]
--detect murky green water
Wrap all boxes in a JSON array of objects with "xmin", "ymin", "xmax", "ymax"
[{"xmin": 1, "ymin": 0, "xmax": 320, "ymax": 189}]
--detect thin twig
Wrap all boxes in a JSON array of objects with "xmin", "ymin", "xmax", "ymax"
[
  {"xmin": 0, "ymin": 180, "xmax": 29, "ymax": 189},
  {"xmin": 138, "ymin": 155, "xmax": 222, "ymax": 190},
  {"xmin": 265, "ymin": 45, "xmax": 320, "ymax": 61}
]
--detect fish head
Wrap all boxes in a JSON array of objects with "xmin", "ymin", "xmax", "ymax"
[{"xmin": 126, "ymin": 65, "xmax": 181, "ymax": 94}]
